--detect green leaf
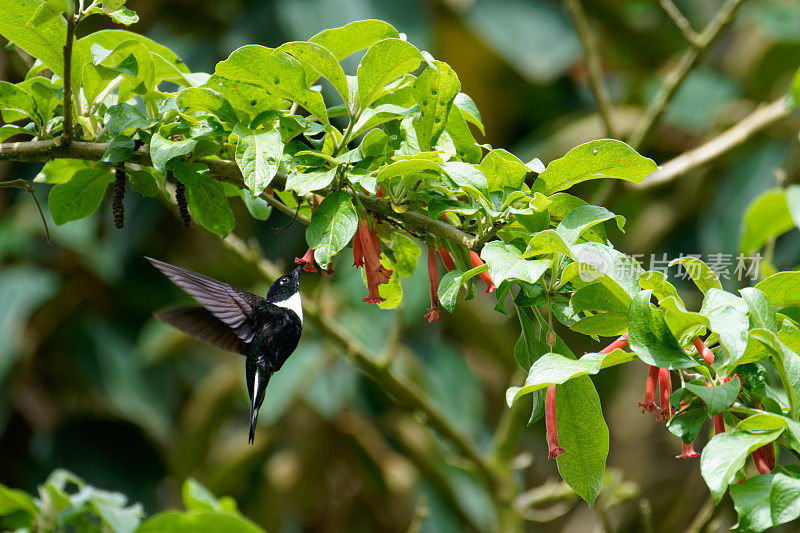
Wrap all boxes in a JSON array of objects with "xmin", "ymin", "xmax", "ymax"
[
  {"xmin": 639, "ymin": 270, "xmax": 683, "ymax": 305},
  {"xmin": 127, "ymin": 169, "xmax": 158, "ymax": 198},
  {"xmin": 306, "ymin": 192, "xmax": 358, "ymax": 268},
  {"xmin": 351, "ymin": 104, "xmax": 416, "ymax": 137},
  {"xmin": 176, "ymin": 87, "xmax": 239, "ymax": 124},
  {"xmin": 241, "ymin": 190, "xmax": 272, "ymax": 221},
  {"xmin": 0, "ymin": 482, "xmax": 38, "ymax": 517},
  {"xmin": 0, "ymin": 0, "xmax": 67, "ymax": 76},
  {"xmin": 479, "ymin": 148, "xmax": 529, "ymax": 191},
  {"xmin": 357, "ymin": 38, "xmax": 423, "ymax": 110},
  {"xmin": 565, "ymin": 242, "xmax": 643, "ymax": 300},
  {"xmin": 570, "ymin": 313, "xmax": 629, "ymax": 336},
  {"xmin": 440, "ymin": 161, "xmax": 488, "ymax": 194},
  {"xmin": 555, "ymin": 376, "xmax": 609, "ymax": 506},
  {"xmin": 377, "ymin": 255, "xmax": 403, "ymax": 310},
  {"xmin": 701, "ymin": 428, "xmax": 783, "ymax": 504},
  {"xmin": 685, "ymin": 378, "xmax": 741, "ymax": 415},
  {"xmin": 104, "ymin": 103, "xmax": 150, "ymax": 137},
  {"xmin": 453, "ymin": 92, "xmax": 484, "ymax": 135},
  {"xmin": 480, "ymin": 241, "xmax": 549, "ymax": 287},
  {"xmin": 138, "ymin": 511, "xmax": 264, "ymax": 533},
  {"xmin": 771, "ymin": 472, "xmax": 800, "ymax": 527},
  {"xmin": 309, "ymin": 20, "xmax": 399, "ymax": 60},
  {"xmin": 275, "ymin": 41, "xmax": 349, "ymax": 104},
  {"xmin": 756, "ymin": 272, "xmax": 800, "ymax": 309},
  {"xmin": 390, "ymin": 233, "xmax": 420, "ymax": 277},
  {"xmin": 173, "ymin": 162, "xmax": 235, "ymax": 236},
  {"xmin": 0, "ymin": 80, "xmax": 38, "ymax": 122},
  {"xmin": 181, "ymin": 479, "xmax": 231, "ymax": 512},
  {"xmin": 524, "ymin": 229, "xmax": 572, "ymax": 258},
  {"xmin": 537, "ymin": 139, "xmax": 657, "ymax": 195},
  {"xmin": 48, "ymin": 168, "xmax": 114, "ymax": 225},
  {"xmin": 437, "ymin": 265, "xmax": 489, "ymax": 313},
  {"xmin": 100, "ymin": 136, "xmax": 135, "ymax": 163},
  {"xmin": 628, "ymin": 290, "xmax": 695, "ymax": 369},
  {"xmin": 700, "ymin": 288, "xmax": 749, "ymax": 366},
  {"xmin": 740, "ymin": 186, "xmax": 800, "ymax": 253},
  {"xmin": 285, "ymin": 167, "xmax": 337, "ymax": 196},
  {"xmin": 556, "ymin": 205, "xmax": 625, "ymax": 246},
  {"xmin": 669, "ymin": 256, "xmax": 722, "ymax": 294},
  {"xmin": 667, "ymin": 403, "xmax": 707, "ymax": 444},
  {"xmin": 444, "ymin": 103, "xmax": 482, "ymax": 163},
  {"xmin": 730, "ymin": 474, "xmax": 774, "ymax": 532},
  {"xmin": 149, "ymin": 133, "xmax": 198, "ymax": 175},
  {"xmin": 377, "ymin": 159, "xmax": 442, "ymax": 181},
  {"xmin": 266, "ymin": 51, "xmax": 329, "ymax": 123},
  {"xmin": 507, "ymin": 349, "xmax": 634, "ymax": 403},
  {"xmin": 741, "ymin": 287, "xmax": 778, "ymax": 332},
  {"xmin": 233, "ymin": 125, "xmax": 283, "ymax": 195},
  {"xmin": 105, "ymin": 7, "xmax": 139, "ymax": 26},
  {"xmin": 412, "ymin": 60, "xmax": 461, "ymax": 151}
]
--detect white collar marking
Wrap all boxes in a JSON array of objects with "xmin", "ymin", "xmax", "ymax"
[{"xmin": 273, "ymin": 292, "xmax": 303, "ymax": 324}]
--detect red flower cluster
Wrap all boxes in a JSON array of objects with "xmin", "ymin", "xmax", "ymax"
[
  {"xmin": 353, "ymin": 217, "xmax": 392, "ymax": 304},
  {"xmin": 294, "ymin": 195, "xmax": 333, "ymax": 274},
  {"xmin": 425, "ymin": 246, "xmax": 440, "ymax": 322}
]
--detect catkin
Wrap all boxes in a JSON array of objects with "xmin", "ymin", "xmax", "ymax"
[
  {"xmin": 112, "ymin": 168, "xmax": 126, "ymax": 229},
  {"xmin": 173, "ymin": 174, "xmax": 191, "ymax": 228}
]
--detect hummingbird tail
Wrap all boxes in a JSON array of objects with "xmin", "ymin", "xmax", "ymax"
[{"xmin": 246, "ymin": 361, "xmax": 271, "ymax": 445}]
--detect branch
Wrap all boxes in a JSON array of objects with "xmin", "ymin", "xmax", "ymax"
[
  {"xmin": 564, "ymin": 0, "xmax": 616, "ymax": 137},
  {"xmin": 0, "ymin": 139, "xmax": 477, "ymax": 249},
  {"xmin": 218, "ymin": 233, "xmax": 501, "ymax": 490},
  {"xmin": 636, "ymin": 97, "xmax": 791, "ymax": 188},
  {"xmin": 628, "ymin": 0, "xmax": 746, "ymax": 149},
  {"xmin": 60, "ymin": 13, "xmax": 76, "ymax": 146},
  {"xmin": 659, "ymin": 0, "xmax": 701, "ymax": 46}
]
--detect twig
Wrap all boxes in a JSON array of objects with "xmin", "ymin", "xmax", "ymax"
[
  {"xmin": 628, "ymin": 0, "xmax": 746, "ymax": 149},
  {"xmin": 564, "ymin": 0, "xmax": 616, "ymax": 137},
  {"xmin": 60, "ymin": 14, "xmax": 77, "ymax": 146},
  {"xmin": 659, "ymin": 0, "xmax": 701, "ymax": 46},
  {"xmin": 0, "ymin": 140, "xmax": 476, "ymax": 249},
  {"xmin": 0, "ymin": 178, "xmax": 51, "ymax": 241},
  {"xmin": 637, "ymin": 97, "xmax": 791, "ymax": 188}
]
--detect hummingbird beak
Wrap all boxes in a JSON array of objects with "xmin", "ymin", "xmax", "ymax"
[{"xmin": 292, "ymin": 265, "xmax": 302, "ymax": 279}]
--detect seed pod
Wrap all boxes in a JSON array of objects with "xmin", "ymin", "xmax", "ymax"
[
  {"xmin": 172, "ymin": 172, "xmax": 190, "ymax": 228},
  {"xmin": 112, "ymin": 168, "xmax": 126, "ymax": 229}
]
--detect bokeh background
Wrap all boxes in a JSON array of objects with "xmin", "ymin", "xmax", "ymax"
[{"xmin": 2, "ymin": 0, "xmax": 800, "ymax": 531}]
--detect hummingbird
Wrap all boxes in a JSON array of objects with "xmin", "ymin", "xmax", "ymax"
[{"xmin": 146, "ymin": 257, "xmax": 303, "ymax": 444}]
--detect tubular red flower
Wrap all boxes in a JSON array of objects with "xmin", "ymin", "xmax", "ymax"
[
  {"xmin": 676, "ymin": 442, "xmax": 700, "ymax": 459},
  {"xmin": 752, "ymin": 444, "xmax": 775, "ymax": 475},
  {"xmin": 468, "ymin": 251, "xmax": 496, "ymax": 293},
  {"xmin": 352, "ymin": 228, "xmax": 364, "ymax": 268},
  {"xmin": 294, "ymin": 248, "xmax": 318, "ymax": 273},
  {"xmin": 425, "ymin": 246, "xmax": 441, "ymax": 322},
  {"xmin": 600, "ymin": 333, "xmax": 629, "ymax": 354},
  {"xmin": 714, "ymin": 414, "xmax": 725, "ymax": 435},
  {"xmin": 355, "ymin": 218, "xmax": 391, "ymax": 304},
  {"xmin": 692, "ymin": 336, "xmax": 715, "ymax": 365},
  {"xmin": 438, "ymin": 246, "xmax": 457, "ymax": 272},
  {"xmin": 546, "ymin": 385, "xmax": 565, "ymax": 459},
  {"xmin": 639, "ymin": 366, "xmax": 660, "ymax": 412},
  {"xmin": 655, "ymin": 368, "xmax": 672, "ymax": 422}
]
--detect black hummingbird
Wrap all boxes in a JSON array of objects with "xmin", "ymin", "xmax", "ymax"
[{"xmin": 146, "ymin": 257, "xmax": 303, "ymax": 444}]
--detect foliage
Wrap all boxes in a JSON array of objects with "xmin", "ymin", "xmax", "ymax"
[
  {"xmin": 1, "ymin": 0, "xmax": 800, "ymax": 531},
  {"xmin": 0, "ymin": 470, "xmax": 263, "ymax": 533}
]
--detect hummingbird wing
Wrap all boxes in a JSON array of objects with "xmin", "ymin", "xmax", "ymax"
[
  {"xmin": 155, "ymin": 305, "xmax": 245, "ymax": 354},
  {"xmin": 146, "ymin": 257, "xmax": 260, "ymax": 342}
]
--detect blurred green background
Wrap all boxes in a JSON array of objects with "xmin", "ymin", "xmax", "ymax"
[{"xmin": 1, "ymin": 0, "xmax": 800, "ymax": 531}]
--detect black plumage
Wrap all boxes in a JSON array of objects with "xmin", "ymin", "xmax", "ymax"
[{"xmin": 146, "ymin": 257, "xmax": 303, "ymax": 444}]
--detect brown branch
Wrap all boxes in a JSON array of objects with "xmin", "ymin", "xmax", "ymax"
[
  {"xmin": 564, "ymin": 0, "xmax": 616, "ymax": 137},
  {"xmin": 628, "ymin": 0, "xmax": 746, "ymax": 149},
  {"xmin": 60, "ymin": 14, "xmax": 77, "ymax": 146},
  {"xmin": 637, "ymin": 97, "xmax": 791, "ymax": 189},
  {"xmin": 659, "ymin": 0, "xmax": 701, "ymax": 46},
  {"xmin": 0, "ymin": 139, "xmax": 477, "ymax": 249}
]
